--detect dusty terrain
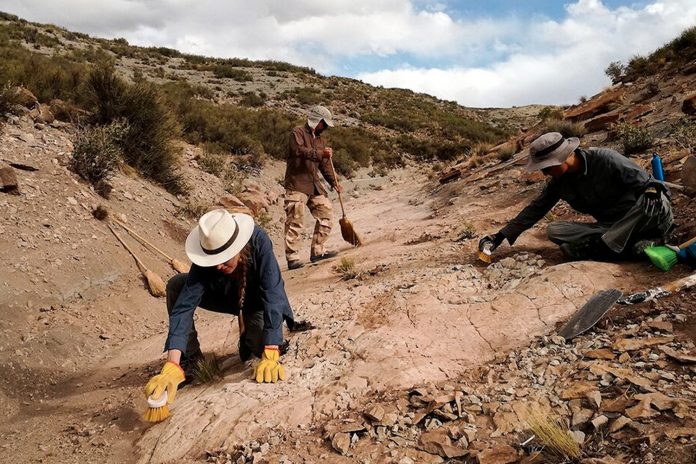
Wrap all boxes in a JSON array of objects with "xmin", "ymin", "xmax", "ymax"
[{"xmin": 1, "ymin": 93, "xmax": 695, "ymax": 464}]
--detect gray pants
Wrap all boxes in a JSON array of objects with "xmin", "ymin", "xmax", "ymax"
[
  {"xmin": 547, "ymin": 192, "xmax": 673, "ymax": 254},
  {"xmin": 166, "ymin": 273, "xmax": 265, "ymax": 361}
]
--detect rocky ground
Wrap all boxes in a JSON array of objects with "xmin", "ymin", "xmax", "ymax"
[{"xmin": 1, "ymin": 73, "xmax": 696, "ymax": 463}]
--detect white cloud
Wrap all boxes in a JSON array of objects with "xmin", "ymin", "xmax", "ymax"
[
  {"xmin": 359, "ymin": 0, "xmax": 696, "ymax": 107},
  {"xmin": 0, "ymin": 0, "xmax": 694, "ymax": 106}
]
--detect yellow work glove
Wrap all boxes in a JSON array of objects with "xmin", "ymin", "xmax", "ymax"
[
  {"xmin": 144, "ymin": 361, "xmax": 185, "ymax": 404},
  {"xmin": 254, "ymin": 347, "xmax": 286, "ymax": 383}
]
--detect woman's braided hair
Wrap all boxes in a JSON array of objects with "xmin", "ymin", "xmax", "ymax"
[{"xmin": 233, "ymin": 243, "xmax": 252, "ymax": 310}]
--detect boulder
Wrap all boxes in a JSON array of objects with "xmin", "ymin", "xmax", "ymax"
[
  {"xmin": 0, "ymin": 164, "xmax": 19, "ymax": 194},
  {"xmin": 682, "ymin": 92, "xmax": 696, "ymax": 115},
  {"xmin": 418, "ymin": 430, "xmax": 468, "ymax": 459},
  {"xmin": 216, "ymin": 194, "xmax": 254, "ymax": 216},
  {"xmin": 238, "ymin": 187, "xmax": 269, "ymax": 215},
  {"xmin": 13, "ymin": 87, "xmax": 38, "ymax": 109},
  {"xmin": 681, "ymin": 155, "xmax": 696, "ymax": 192},
  {"xmin": 30, "ymin": 104, "xmax": 55, "ymax": 124},
  {"xmin": 564, "ymin": 87, "xmax": 625, "ymax": 121},
  {"xmin": 584, "ymin": 112, "xmax": 620, "ymax": 132}
]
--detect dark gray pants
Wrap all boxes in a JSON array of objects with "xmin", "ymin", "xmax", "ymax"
[
  {"xmin": 547, "ymin": 193, "xmax": 673, "ymax": 254},
  {"xmin": 166, "ymin": 273, "xmax": 265, "ymax": 361}
]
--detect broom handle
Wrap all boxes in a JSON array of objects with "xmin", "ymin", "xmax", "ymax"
[
  {"xmin": 328, "ymin": 157, "xmax": 347, "ymax": 219},
  {"xmin": 664, "ymin": 272, "xmax": 696, "ymax": 293},
  {"xmin": 112, "ymin": 218, "xmax": 175, "ymax": 262},
  {"xmin": 108, "ymin": 223, "xmax": 148, "ymax": 275},
  {"xmin": 678, "ymin": 235, "xmax": 696, "ymax": 250}
]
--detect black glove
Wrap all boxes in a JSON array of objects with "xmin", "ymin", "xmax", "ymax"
[
  {"xmin": 643, "ymin": 186, "xmax": 662, "ymax": 217},
  {"xmin": 478, "ymin": 232, "xmax": 506, "ymax": 253}
]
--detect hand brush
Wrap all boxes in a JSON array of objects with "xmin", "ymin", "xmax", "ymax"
[
  {"xmin": 644, "ymin": 235, "xmax": 696, "ymax": 271},
  {"xmin": 143, "ymin": 391, "xmax": 170, "ymax": 423},
  {"xmin": 478, "ymin": 242, "xmax": 493, "ymax": 264}
]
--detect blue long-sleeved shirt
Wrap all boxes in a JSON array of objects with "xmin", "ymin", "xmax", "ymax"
[{"xmin": 164, "ymin": 226, "xmax": 294, "ymax": 352}]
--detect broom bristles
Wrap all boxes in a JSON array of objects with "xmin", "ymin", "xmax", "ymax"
[
  {"xmin": 143, "ymin": 405, "xmax": 170, "ymax": 422},
  {"xmin": 172, "ymin": 258, "xmax": 191, "ymax": 274},
  {"xmin": 339, "ymin": 218, "xmax": 363, "ymax": 247},
  {"xmin": 644, "ymin": 245, "xmax": 678, "ymax": 272},
  {"xmin": 145, "ymin": 269, "xmax": 167, "ymax": 297}
]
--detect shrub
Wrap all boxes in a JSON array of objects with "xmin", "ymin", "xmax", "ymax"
[
  {"xmin": 538, "ymin": 106, "xmax": 563, "ymax": 122},
  {"xmin": 0, "ymin": 84, "xmax": 21, "ymax": 122},
  {"xmin": 240, "ymin": 91, "xmax": 264, "ymax": 107},
  {"xmin": 333, "ymin": 257, "xmax": 359, "ymax": 280},
  {"xmin": 605, "ymin": 61, "xmax": 625, "ymax": 84},
  {"xmin": 545, "ymin": 119, "xmax": 587, "ymax": 138},
  {"xmin": 223, "ymin": 164, "xmax": 244, "ymax": 194},
  {"xmin": 198, "ymin": 151, "xmax": 226, "ymax": 176},
  {"xmin": 212, "ymin": 65, "xmax": 253, "ymax": 82},
  {"xmin": 614, "ymin": 122, "xmax": 653, "ymax": 155},
  {"xmin": 70, "ymin": 121, "xmax": 127, "ymax": 198},
  {"xmin": 643, "ymin": 79, "xmax": 660, "ymax": 99},
  {"xmin": 671, "ymin": 117, "xmax": 696, "ymax": 153}
]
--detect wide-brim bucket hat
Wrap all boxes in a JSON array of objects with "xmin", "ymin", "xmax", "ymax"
[
  {"xmin": 185, "ymin": 209, "xmax": 254, "ymax": 267},
  {"xmin": 527, "ymin": 132, "xmax": 580, "ymax": 172},
  {"xmin": 307, "ymin": 105, "xmax": 334, "ymax": 129}
]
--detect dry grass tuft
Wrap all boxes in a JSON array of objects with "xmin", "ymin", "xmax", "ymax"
[
  {"xmin": 524, "ymin": 407, "xmax": 582, "ymax": 461},
  {"xmin": 333, "ymin": 257, "xmax": 359, "ymax": 280},
  {"xmin": 192, "ymin": 355, "xmax": 222, "ymax": 384}
]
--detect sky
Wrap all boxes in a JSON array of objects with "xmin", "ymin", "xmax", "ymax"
[{"xmin": 1, "ymin": 0, "xmax": 694, "ymax": 108}]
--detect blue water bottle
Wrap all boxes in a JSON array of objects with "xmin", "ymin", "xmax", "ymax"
[{"xmin": 651, "ymin": 153, "xmax": 664, "ymax": 181}]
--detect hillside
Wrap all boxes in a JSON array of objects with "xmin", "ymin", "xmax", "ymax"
[{"xmin": 1, "ymin": 13, "xmax": 696, "ymax": 464}]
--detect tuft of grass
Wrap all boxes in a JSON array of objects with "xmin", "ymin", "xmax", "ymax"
[
  {"xmin": 178, "ymin": 198, "xmax": 213, "ymax": 219},
  {"xmin": 545, "ymin": 119, "xmax": 587, "ymax": 139},
  {"xmin": 192, "ymin": 355, "xmax": 222, "ymax": 384},
  {"xmin": 671, "ymin": 116, "xmax": 696, "ymax": 153},
  {"xmin": 524, "ymin": 407, "xmax": 582, "ymax": 461},
  {"xmin": 333, "ymin": 257, "xmax": 359, "ymax": 280},
  {"xmin": 496, "ymin": 143, "xmax": 516, "ymax": 162}
]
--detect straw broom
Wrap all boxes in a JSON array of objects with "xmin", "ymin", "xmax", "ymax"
[
  {"xmin": 107, "ymin": 223, "xmax": 166, "ymax": 297},
  {"xmin": 328, "ymin": 158, "xmax": 363, "ymax": 247},
  {"xmin": 111, "ymin": 218, "xmax": 190, "ymax": 273}
]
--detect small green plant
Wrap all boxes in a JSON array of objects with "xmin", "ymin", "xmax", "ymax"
[
  {"xmin": 192, "ymin": 355, "xmax": 222, "ymax": 384},
  {"xmin": 178, "ymin": 198, "xmax": 213, "ymax": 219},
  {"xmin": 545, "ymin": 119, "xmax": 587, "ymax": 138},
  {"xmin": 455, "ymin": 222, "xmax": 477, "ymax": 241},
  {"xmin": 198, "ymin": 152, "xmax": 226, "ymax": 176},
  {"xmin": 70, "ymin": 121, "xmax": 128, "ymax": 198},
  {"xmin": 614, "ymin": 122, "xmax": 653, "ymax": 155},
  {"xmin": 240, "ymin": 91, "xmax": 265, "ymax": 107},
  {"xmin": 223, "ymin": 165, "xmax": 244, "ymax": 195},
  {"xmin": 643, "ymin": 79, "xmax": 660, "ymax": 98},
  {"xmin": 333, "ymin": 257, "xmax": 359, "ymax": 280},
  {"xmin": 255, "ymin": 211, "xmax": 272, "ymax": 229}
]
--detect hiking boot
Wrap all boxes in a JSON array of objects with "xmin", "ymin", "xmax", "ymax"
[
  {"xmin": 560, "ymin": 236, "xmax": 616, "ymax": 262},
  {"xmin": 287, "ymin": 260, "xmax": 305, "ymax": 270},
  {"xmin": 310, "ymin": 250, "xmax": 339, "ymax": 263}
]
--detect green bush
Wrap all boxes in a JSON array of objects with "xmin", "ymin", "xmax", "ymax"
[
  {"xmin": 212, "ymin": 64, "xmax": 253, "ymax": 81},
  {"xmin": 0, "ymin": 84, "xmax": 21, "ymax": 122},
  {"xmin": 604, "ymin": 61, "xmax": 625, "ymax": 84},
  {"xmin": 281, "ymin": 87, "xmax": 323, "ymax": 105},
  {"xmin": 614, "ymin": 122, "xmax": 653, "ymax": 156},
  {"xmin": 70, "ymin": 121, "xmax": 127, "ymax": 198},
  {"xmin": 545, "ymin": 119, "xmax": 587, "ymax": 138},
  {"xmin": 240, "ymin": 91, "xmax": 264, "ymax": 107},
  {"xmin": 87, "ymin": 65, "xmax": 185, "ymax": 194}
]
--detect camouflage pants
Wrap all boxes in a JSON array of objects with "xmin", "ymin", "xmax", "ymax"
[{"xmin": 284, "ymin": 190, "xmax": 333, "ymax": 262}]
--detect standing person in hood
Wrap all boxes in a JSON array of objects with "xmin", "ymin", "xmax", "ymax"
[
  {"xmin": 283, "ymin": 105, "xmax": 342, "ymax": 270},
  {"xmin": 145, "ymin": 210, "xmax": 295, "ymax": 410},
  {"xmin": 478, "ymin": 132, "xmax": 673, "ymax": 261}
]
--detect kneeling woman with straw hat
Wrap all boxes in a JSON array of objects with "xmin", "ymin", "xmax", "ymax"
[{"xmin": 144, "ymin": 209, "xmax": 295, "ymax": 421}]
